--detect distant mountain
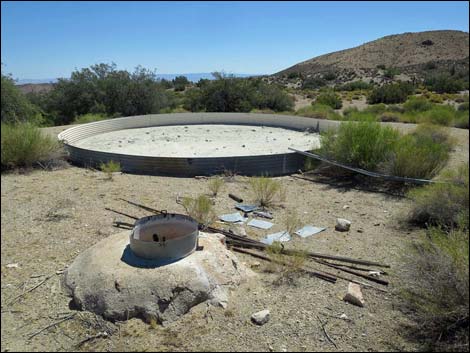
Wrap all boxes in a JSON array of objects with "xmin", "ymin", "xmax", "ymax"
[
  {"xmin": 15, "ymin": 73, "xmax": 259, "ymax": 85},
  {"xmin": 273, "ymin": 30, "xmax": 469, "ymax": 85}
]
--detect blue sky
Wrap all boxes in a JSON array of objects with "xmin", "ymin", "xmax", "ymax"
[{"xmin": 1, "ymin": 1, "xmax": 469, "ymax": 80}]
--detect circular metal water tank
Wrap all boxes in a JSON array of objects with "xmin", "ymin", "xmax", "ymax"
[{"xmin": 130, "ymin": 212, "xmax": 199, "ymax": 261}]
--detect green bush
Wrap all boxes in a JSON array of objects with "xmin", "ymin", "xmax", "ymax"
[
  {"xmin": 1, "ymin": 122, "xmax": 60, "ymax": 170},
  {"xmin": 317, "ymin": 121, "xmax": 400, "ymax": 170},
  {"xmin": 172, "ymin": 75, "xmax": 190, "ymax": 92},
  {"xmin": 100, "ymin": 160, "xmax": 121, "ymax": 180},
  {"xmin": 401, "ymin": 225, "xmax": 469, "ymax": 351},
  {"xmin": 368, "ymin": 82, "xmax": 415, "ymax": 104},
  {"xmin": 183, "ymin": 74, "xmax": 293, "ymax": 112},
  {"xmin": 301, "ymin": 77, "xmax": 327, "ymax": 90},
  {"xmin": 40, "ymin": 63, "xmax": 176, "ymax": 125},
  {"xmin": 421, "ymin": 105, "xmax": 456, "ymax": 126},
  {"xmin": 1, "ymin": 74, "xmax": 42, "ymax": 124},
  {"xmin": 335, "ymin": 80, "xmax": 372, "ymax": 91},
  {"xmin": 296, "ymin": 104, "xmax": 341, "ymax": 120},
  {"xmin": 403, "ymin": 96, "xmax": 433, "ymax": 112},
  {"xmin": 407, "ymin": 163, "xmax": 469, "ymax": 228},
  {"xmin": 382, "ymin": 125, "xmax": 453, "ymax": 179},
  {"xmin": 322, "ymin": 71, "xmax": 336, "ymax": 81},
  {"xmin": 182, "ymin": 194, "xmax": 216, "ymax": 227},
  {"xmin": 363, "ymin": 103, "xmax": 387, "ymax": 115},
  {"xmin": 315, "ymin": 91, "xmax": 342, "ymax": 109},
  {"xmin": 383, "ymin": 67, "xmax": 400, "ymax": 79},
  {"xmin": 379, "ymin": 112, "xmax": 400, "ymax": 122},
  {"xmin": 249, "ymin": 176, "xmax": 281, "ymax": 208},
  {"xmin": 425, "ymin": 73, "xmax": 465, "ymax": 93},
  {"xmin": 74, "ymin": 113, "xmax": 108, "ymax": 124},
  {"xmin": 454, "ymin": 111, "xmax": 469, "ymax": 129}
]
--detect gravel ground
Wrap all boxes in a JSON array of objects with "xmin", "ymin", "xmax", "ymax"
[{"xmin": 1, "ymin": 124, "xmax": 467, "ymax": 352}]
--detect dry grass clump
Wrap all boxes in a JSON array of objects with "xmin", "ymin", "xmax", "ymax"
[
  {"xmin": 100, "ymin": 160, "xmax": 121, "ymax": 180},
  {"xmin": 181, "ymin": 194, "xmax": 216, "ymax": 227},
  {"xmin": 249, "ymin": 176, "xmax": 281, "ymax": 208},
  {"xmin": 401, "ymin": 225, "xmax": 469, "ymax": 351},
  {"xmin": 1, "ymin": 122, "xmax": 61, "ymax": 171},
  {"xmin": 265, "ymin": 241, "xmax": 307, "ymax": 286},
  {"xmin": 208, "ymin": 176, "xmax": 224, "ymax": 197},
  {"xmin": 284, "ymin": 209, "xmax": 303, "ymax": 235},
  {"xmin": 407, "ymin": 163, "xmax": 469, "ymax": 228}
]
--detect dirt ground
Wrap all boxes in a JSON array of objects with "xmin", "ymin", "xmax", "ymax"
[{"xmin": 1, "ymin": 124, "xmax": 468, "ymax": 352}]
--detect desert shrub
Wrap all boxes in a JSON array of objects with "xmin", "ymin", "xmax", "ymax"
[
  {"xmin": 284, "ymin": 209, "xmax": 303, "ymax": 235},
  {"xmin": 342, "ymin": 107, "xmax": 359, "ymax": 117},
  {"xmin": 425, "ymin": 73, "xmax": 465, "ymax": 93},
  {"xmin": 403, "ymin": 96, "xmax": 433, "ymax": 112},
  {"xmin": 458, "ymin": 102, "xmax": 469, "ymax": 111},
  {"xmin": 301, "ymin": 77, "xmax": 327, "ymax": 90},
  {"xmin": 1, "ymin": 122, "xmax": 60, "ymax": 170},
  {"xmin": 428, "ymin": 93, "xmax": 444, "ymax": 103},
  {"xmin": 421, "ymin": 105, "xmax": 456, "ymax": 126},
  {"xmin": 296, "ymin": 104, "xmax": 341, "ymax": 120},
  {"xmin": 287, "ymin": 72, "xmax": 301, "ymax": 79},
  {"xmin": 41, "ymin": 63, "xmax": 176, "ymax": 125},
  {"xmin": 266, "ymin": 241, "xmax": 307, "ymax": 285},
  {"xmin": 383, "ymin": 67, "xmax": 400, "ymax": 79},
  {"xmin": 172, "ymin": 75, "xmax": 190, "ymax": 92},
  {"xmin": 208, "ymin": 176, "xmax": 224, "ymax": 196},
  {"xmin": 368, "ymin": 82, "xmax": 415, "ymax": 104},
  {"xmin": 315, "ymin": 91, "xmax": 342, "ymax": 109},
  {"xmin": 363, "ymin": 103, "xmax": 387, "ymax": 115},
  {"xmin": 184, "ymin": 74, "xmax": 293, "ymax": 112},
  {"xmin": 387, "ymin": 104, "xmax": 406, "ymax": 113},
  {"xmin": 335, "ymin": 80, "xmax": 372, "ymax": 91},
  {"xmin": 407, "ymin": 163, "xmax": 469, "ymax": 228},
  {"xmin": 249, "ymin": 176, "xmax": 281, "ymax": 208},
  {"xmin": 401, "ymin": 226, "xmax": 469, "ymax": 351},
  {"xmin": 74, "ymin": 113, "xmax": 108, "ymax": 124},
  {"xmin": 100, "ymin": 160, "xmax": 121, "ymax": 180},
  {"xmin": 454, "ymin": 111, "xmax": 469, "ymax": 129},
  {"xmin": 382, "ymin": 125, "xmax": 453, "ymax": 179},
  {"xmin": 317, "ymin": 121, "xmax": 400, "ymax": 170},
  {"xmin": 1, "ymin": 74, "xmax": 42, "ymax": 124},
  {"xmin": 322, "ymin": 71, "xmax": 336, "ymax": 81},
  {"xmin": 181, "ymin": 194, "xmax": 216, "ymax": 227},
  {"xmin": 379, "ymin": 112, "xmax": 400, "ymax": 122},
  {"xmin": 341, "ymin": 110, "xmax": 377, "ymax": 122}
]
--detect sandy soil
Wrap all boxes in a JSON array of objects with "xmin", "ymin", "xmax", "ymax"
[
  {"xmin": 1, "ymin": 123, "xmax": 468, "ymax": 352},
  {"xmin": 74, "ymin": 125, "xmax": 321, "ymax": 158}
]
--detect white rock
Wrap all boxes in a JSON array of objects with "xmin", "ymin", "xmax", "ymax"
[
  {"xmin": 335, "ymin": 218, "xmax": 351, "ymax": 232},
  {"xmin": 251, "ymin": 309, "xmax": 270, "ymax": 325},
  {"xmin": 6, "ymin": 263, "xmax": 19, "ymax": 268},
  {"xmin": 343, "ymin": 282, "xmax": 365, "ymax": 307},
  {"xmin": 343, "ymin": 205, "xmax": 350, "ymax": 210},
  {"xmin": 340, "ymin": 313, "xmax": 349, "ymax": 320}
]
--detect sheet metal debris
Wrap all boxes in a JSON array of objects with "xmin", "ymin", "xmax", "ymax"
[
  {"xmin": 247, "ymin": 219, "xmax": 274, "ymax": 230},
  {"xmin": 295, "ymin": 225, "xmax": 326, "ymax": 238},
  {"xmin": 235, "ymin": 204, "xmax": 259, "ymax": 213},
  {"xmin": 253, "ymin": 210, "xmax": 273, "ymax": 219},
  {"xmin": 219, "ymin": 212, "xmax": 247, "ymax": 224},
  {"xmin": 261, "ymin": 231, "xmax": 291, "ymax": 245}
]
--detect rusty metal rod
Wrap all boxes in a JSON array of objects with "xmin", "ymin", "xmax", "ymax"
[
  {"xmin": 105, "ymin": 207, "xmax": 139, "ymax": 220},
  {"xmin": 314, "ymin": 259, "xmax": 389, "ymax": 286},
  {"xmin": 118, "ymin": 199, "xmax": 390, "ymax": 268},
  {"xmin": 231, "ymin": 247, "xmax": 337, "ymax": 283}
]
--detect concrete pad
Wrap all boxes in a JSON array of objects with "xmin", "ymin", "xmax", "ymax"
[{"xmin": 62, "ymin": 231, "xmax": 254, "ymax": 324}]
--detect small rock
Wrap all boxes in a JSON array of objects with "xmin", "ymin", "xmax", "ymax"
[
  {"xmin": 251, "ymin": 309, "xmax": 270, "ymax": 325},
  {"xmin": 250, "ymin": 261, "xmax": 261, "ymax": 269},
  {"xmin": 343, "ymin": 282, "xmax": 365, "ymax": 307},
  {"xmin": 340, "ymin": 313, "xmax": 349, "ymax": 320},
  {"xmin": 357, "ymin": 229, "xmax": 364, "ymax": 233},
  {"xmin": 335, "ymin": 218, "xmax": 351, "ymax": 232},
  {"xmin": 374, "ymin": 222, "xmax": 381, "ymax": 226},
  {"xmin": 343, "ymin": 205, "xmax": 350, "ymax": 210},
  {"xmin": 6, "ymin": 263, "xmax": 19, "ymax": 268}
]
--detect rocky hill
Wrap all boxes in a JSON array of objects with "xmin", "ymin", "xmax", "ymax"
[{"xmin": 273, "ymin": 30, "xmax": 469, "ymax": 86}]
